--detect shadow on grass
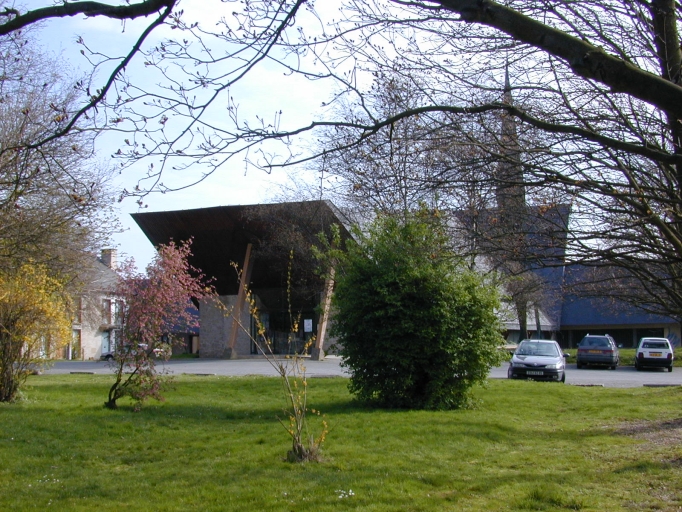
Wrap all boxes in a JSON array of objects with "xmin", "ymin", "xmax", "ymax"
[
  {"xmin": 612, "ymin": 459, "xmax": 682, "ymax": 474},
  {"xmin": 13, "ymin": 375, "xmax": 643, "ymax": 454},
  {"xmin": 511, "ymin": 483, "xmax": 585, "ymax": 510},
  {"xmin": 419, "ymin": 465, "xmax": 592, "ymax": 510},
  {"xmin": 10, "ymin": 378, "xmax": 617, "ymax": 447}
]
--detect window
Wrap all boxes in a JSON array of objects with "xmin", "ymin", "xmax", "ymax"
[
  {"xmin": 73, "ymin": 297, "xmax": 83, "ymax": 325},
  {"xmin": 642, "ymin": 341, "xmax": 668, "ymax": 349},
  {"xmin": 114, "ymin": 300, "xmax": 124, "ymax": 325},
  {"xmin": 102, "ymin": 299, "xmax": 112, "ymax": 324}
]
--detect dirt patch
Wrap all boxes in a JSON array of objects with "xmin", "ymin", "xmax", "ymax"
[
  {"xmin": 615, "ymin": 417, "xmax": 682, "ymax": 448},
  {"xmin": 614, "ymin": 419, "xmax": 682, "ymax": 511}
]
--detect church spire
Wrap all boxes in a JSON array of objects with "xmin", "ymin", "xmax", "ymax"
[
  {"xmin": 496, "ymin": 64, "xmax": 526, "ymax": 212},
  {"xmin": 503, "ymin": 62, "xmax": 512, "ymax": 103}
]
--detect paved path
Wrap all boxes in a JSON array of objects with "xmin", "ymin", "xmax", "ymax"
[
  {"xmin": 45, "ymin": 358, "xmax": 682, "ymax": 387},
  {"xmin": 46, "ymin": 357, "xmax": 349, "ymax": 378}
]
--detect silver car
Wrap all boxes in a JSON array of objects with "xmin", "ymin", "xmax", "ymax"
[
  {"xmin": 508, "ymin": 340, "xmax": 568, "ymax": 383},
  {"xmin": 576, "ymin": 334, "xmax": 619, "ymax": 369}
]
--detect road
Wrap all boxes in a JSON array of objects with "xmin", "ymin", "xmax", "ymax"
[
  {"xmin": 44, "ymin": 358, "xmax": 682, "ymax": 388},
  {"xmin": 489, "ymin": 363, "xmax": 682, "ymax": 387},
  {"xmin": 45, "ymin": 357, "xmax": 349, "ymax": 378}
]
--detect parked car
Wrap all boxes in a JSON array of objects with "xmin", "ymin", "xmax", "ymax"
[
  {"xmin": 508, "ymin": 339, "xmax": 569, "ymax": 383},
  {"xmin": 100, "ymin": 343, "xmax": 164, "ymax": 361},
  {"xmin": 576, "ymin": 334, "xmax": 619, "ymax": 369},
  {"xmin": 635, "ymin": 337, "xmax": 674, "ymax": 372}
]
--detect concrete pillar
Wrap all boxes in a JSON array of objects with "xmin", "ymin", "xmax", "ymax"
[
  {"xmin": 311, "ymin": 267, "xmax": 335, "ymax": 361},
  {"xmin": 227, "ymin": 243, "xmax": 253, "ymax": 358}
]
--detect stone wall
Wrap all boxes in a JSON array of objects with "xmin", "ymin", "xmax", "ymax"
[{"xmin": 200, "ymin": 295, "xmax": 253, "ymax": 358}]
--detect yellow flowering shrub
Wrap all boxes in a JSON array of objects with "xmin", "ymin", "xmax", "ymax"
[{"xmin": 0, "ymin": 264, "xmax": 71, "ymax": 402}]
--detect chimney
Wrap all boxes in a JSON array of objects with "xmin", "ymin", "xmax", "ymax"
[{"xmin": 101, "ymin": 248, "xmax": 118, "ymax": 270}]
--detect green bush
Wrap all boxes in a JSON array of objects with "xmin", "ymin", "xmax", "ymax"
[{"xmin": 331, "ymin": 210, "xmax": 505, "ymax": 409}]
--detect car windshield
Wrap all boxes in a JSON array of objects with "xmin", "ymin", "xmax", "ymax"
[
  {"xmin": 580, "ymin": 337, "xmax": 609, "ymax": 348},
  {"xmin": 516, "ymin": 342, "xmax": 559, "ymax": 357},
  {"xmin": 642, "ymin": 341, "xmax": 669, "ymax": 349}
]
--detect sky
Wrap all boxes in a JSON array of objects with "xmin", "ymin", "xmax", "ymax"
[{"xmin": 22, "ymin": 0, "xmax": 336, "ymax": 268}]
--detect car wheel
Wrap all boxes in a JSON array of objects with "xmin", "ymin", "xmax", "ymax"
[
  {"xmin": 576, "ymin": 362, "xmax": 582, "ymax": 369},
  {"xmin": 105, "ymin": 354, "xmax": 113, "ymax": 361},
  {"xmin": 610, "ymin": 365, "xmax": 616, "ymax": 370},
  {"xmin": 668, "ymin": 366, "xmax": 673, "ymax": 373},
  {"xmin": 560, "ymin": 372, "xmax": 566, "ymax": 383}
]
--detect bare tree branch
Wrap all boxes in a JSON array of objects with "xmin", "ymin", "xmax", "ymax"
[
  {"xmin": 433, "ymin": 0, "xmax": 682, "ymax": 117},
  {"xmin": 0, "ymin": 0, "xmax": 176, "ymax": 36}
]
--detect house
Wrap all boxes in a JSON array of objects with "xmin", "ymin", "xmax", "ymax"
[
  {"xmin": 452, "ymin": 202, "xmax": 571, "ymax": 343},
  {"xmin": 68, "ymin": 249, "xmax": 121, "ymax": 360}
]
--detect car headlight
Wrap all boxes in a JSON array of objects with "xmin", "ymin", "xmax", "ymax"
[
  {"xmin": 545, "ymin": 363, "xmax": 563, "ymax": 369},
  {"xmin": 511, "ymin": 361, "xmax": 525, "ymax": 367}
]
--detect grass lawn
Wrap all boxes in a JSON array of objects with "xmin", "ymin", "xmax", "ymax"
[{"xmin": 1, "ymin": 375, "xmax": 681, "ymax": 511}]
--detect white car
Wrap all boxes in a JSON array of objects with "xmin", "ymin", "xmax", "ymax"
[{"xmin": 635, "ymin": 337, "xmax": 674, "ymax": 372}]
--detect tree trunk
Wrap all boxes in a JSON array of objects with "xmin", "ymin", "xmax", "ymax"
[
  {"xmin": 105, "ymin": 367, "xmax": 124, "ymax": 409},
  {"xmin": 534, "ymin": 305, "xmax": 542, "ymax": 339},
  {"xmin": 0, "ymin": 336, "xmax": 19, "ymax": 402},
  {"xmin": 105, "ymin": 382, "xmax": 120, "ymax": 409},
  {"xmin": 515, "ymin": 299, "xmax": 527, "ymax": 341},
  {"xmin": 0, "ymin": 372, "xmax": 17, "ymax": 402},
  {"xmin": 651, "ymin": 0, "xmax": 682, "ymax": 218}
]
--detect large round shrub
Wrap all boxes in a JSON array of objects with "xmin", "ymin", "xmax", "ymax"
[{"xmin": 332, "ymin": 211, "xmax": 504, "ymax": 409}]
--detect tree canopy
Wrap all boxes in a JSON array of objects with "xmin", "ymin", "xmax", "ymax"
[
  {"xmin": 0, "ymin": 25, "xmax": 116, "ymax": 287},
  {"xmin": 5, "ymin": 1, "xmax": 682, "ymax": 317},
  {"xmin": 98, "ymin": 0, "xmax": 682, "ymax": 317}
]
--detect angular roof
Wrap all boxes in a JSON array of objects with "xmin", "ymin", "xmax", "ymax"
[{"xmin": 131, "ymin": 201, "xmax": 351, "ymax": 303}]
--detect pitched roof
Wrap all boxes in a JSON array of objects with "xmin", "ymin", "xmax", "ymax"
[{"xmin": 560, "ymin": 265, "xmax": 676, "ymax": 326}]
